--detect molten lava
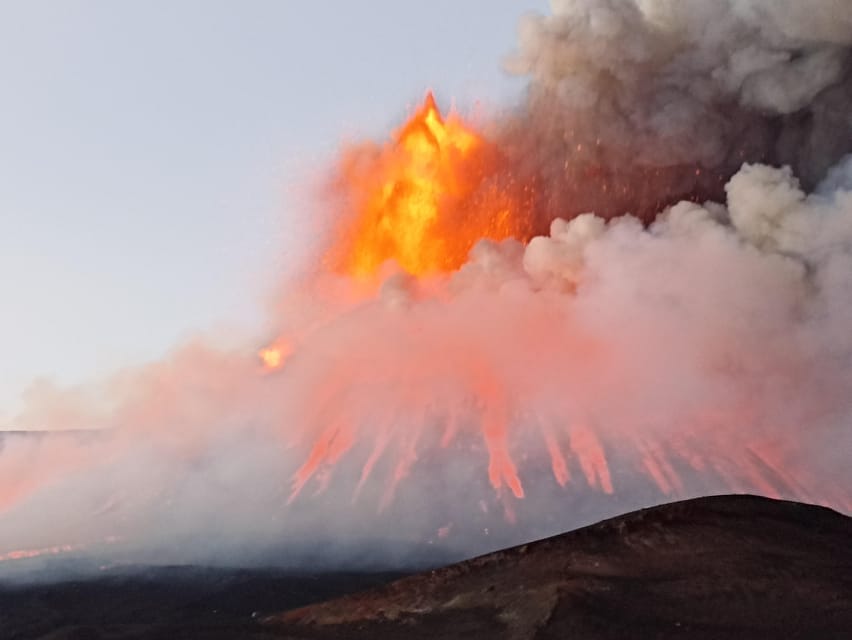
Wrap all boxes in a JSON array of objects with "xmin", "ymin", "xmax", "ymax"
[
  {"xmin": 259, "ymin": 339, "xmax": 291, "ymax": 372},
  {"xmin": 327, "ymin": 93, "xmax": 533, "ymax": 278},
  {"xmin": 260, "ymin": 94, "xmax": 533, "ymax": 372}
]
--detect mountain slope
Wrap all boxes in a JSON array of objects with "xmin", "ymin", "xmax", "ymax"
[{"xmin": 266, "ymin": 495, "xmax": 852, "ymax": 639}]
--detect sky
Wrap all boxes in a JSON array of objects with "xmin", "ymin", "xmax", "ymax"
[{"xmin": 0, "ymin": 1, "xmax": 548, "ymax": 420}]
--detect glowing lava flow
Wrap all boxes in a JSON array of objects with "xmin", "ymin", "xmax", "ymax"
[
  {"xmin": 261, "ymin": 96, "xmax": 587, "ymax": 511},
  {"xmin": 0, "ymin": 543, "xmax": 81, "ymax": 562},
  {"xmin": 0, "ymin": 537, "xmax": 121, "ymax": 564},
  {"xmin": 259, "ymin": 339, "xmax": 292, "ymax": 372},
  {"xmin": 326, "ymin": 93, "xmax": 533, "ymax": 278}
]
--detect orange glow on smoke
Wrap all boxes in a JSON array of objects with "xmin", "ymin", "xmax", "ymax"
[{"xmin": 327, "ymin": 93, "xmax": 532, "ymax": 277}]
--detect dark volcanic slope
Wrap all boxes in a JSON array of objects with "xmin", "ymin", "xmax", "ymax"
[
  {"xmin": 0, "ymin": 568, "xmax": 405, "ymax": 640},
  {"xmin": 267, "ymin": 495, "xmax": 852, "ymax": 639}
]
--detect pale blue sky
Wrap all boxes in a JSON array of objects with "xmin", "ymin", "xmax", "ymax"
[{"xmin": 0, "ymin": 1, "xmax": 547, "ymax": 416}]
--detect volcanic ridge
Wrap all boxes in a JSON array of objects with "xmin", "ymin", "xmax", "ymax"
[
  {"xmin": 266, "ymin": 494, "xmax": 852, "ymax": 639},
  {"xmin": 2, "ymin": 495, "xmax": 849, "ymax": 639}
]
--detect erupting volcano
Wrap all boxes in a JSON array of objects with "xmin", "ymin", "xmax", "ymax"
[
  {"xmin": 2, "ymin": 0, "xmax": 852, "ymax": 574},
  {"xmin": 253, "ymin": 94, "xmax": 852, "ymax": 534}
]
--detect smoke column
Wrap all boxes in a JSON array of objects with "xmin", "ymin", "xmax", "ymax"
[
  {"xmin": 501, "ymin": 0, "xmax": 852, "ymax": 220},
  {"xmin": 1, "ymin": 0, "xmax": 851, "ymax": 573}
]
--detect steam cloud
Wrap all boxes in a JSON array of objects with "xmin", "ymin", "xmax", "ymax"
[{"xmin": 2, "ymin": 0, "xmax": 852, "ymax": 576}]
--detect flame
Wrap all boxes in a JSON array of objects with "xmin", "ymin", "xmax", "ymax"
[
  {"xmin": 259, "ymin": 95, "xmax": 534, "ymax": 370},
  {"xmin": 327, "ymin": 93, "xmax": 532, "ymax": 277},
  {"xmin": 259, "ymin": 348, "xmax": 282, "ymax": 370},
  {"xmin": 259, "ymin": 340, "xmax": 291, "ymax": 371}
]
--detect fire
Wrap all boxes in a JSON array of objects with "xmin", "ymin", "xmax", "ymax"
[
  {"xmin": 259, "ymin": 95, "xmax": 534, "ymax": 370},
  {"xmin": 327, "ymin": 93, "xmax": 532, "ymax": 277},
  {"xmin": 259, "ymin": 348, "xmax": 282, "ymax": 370},
  {"xmin": 259, "ymin": 340, "xmax": 291, "ymax": 371}
]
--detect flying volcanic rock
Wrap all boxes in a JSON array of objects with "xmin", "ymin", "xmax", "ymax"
[{"xmin": 266, "ymin": 495, "xmax": 852, "ymax": 640}]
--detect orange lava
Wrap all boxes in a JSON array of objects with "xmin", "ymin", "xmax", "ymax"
[
  {"xmin": 0, "ymin": 536, "xmax": 121, "ymax": 564},
  {"xmin": 259, "ymin": 339, "xmax": 292, "ymax": 371},
  {"xmin": 260, "ymin": 94, "xmax": 533, "ymax": 370},
  {"xmin": 0, "ymin": 543, "xmax": 80, "ymax": 563},
  {"xmin": 326, "ymin": 93, "xmax": 533, "ymax": 278}
]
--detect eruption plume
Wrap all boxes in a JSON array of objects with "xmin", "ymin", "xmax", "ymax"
[
  {"xmin": 2, "ymin": 0, "xmax": 852, "ymax": 572},
  {"xmin": 501, "ymin": 0, "xmax": 852, "ymax": 221}
]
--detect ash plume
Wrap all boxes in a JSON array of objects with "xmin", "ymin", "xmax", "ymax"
[
  {"xmin": 2, "ymin": 1, "xmax": 852, "ymax": 575},
  {"xmin": 500, "ymin": 0, "xmax": 852, "ymax": 222}
]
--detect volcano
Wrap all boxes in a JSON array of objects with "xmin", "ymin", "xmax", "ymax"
[{"xmin": 2, "ymin": 0, "xmax": 852, "ymax": 604}]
